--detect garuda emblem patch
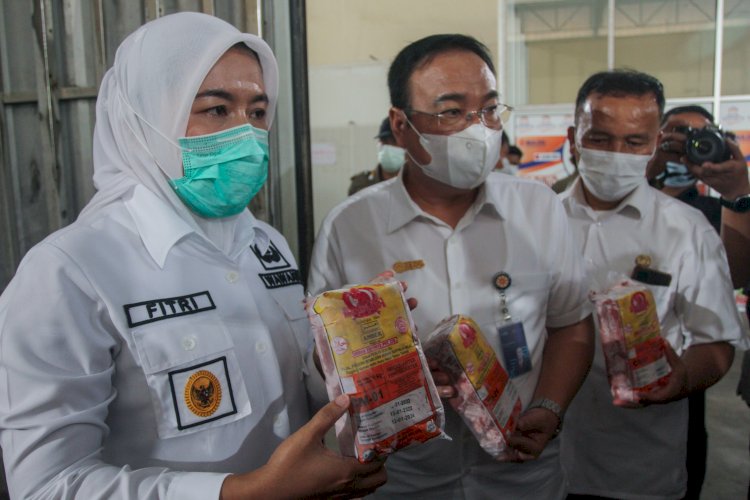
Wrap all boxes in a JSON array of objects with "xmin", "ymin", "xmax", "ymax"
[{"xmin": 184, "ymin": 370, "xmax": 222, "ymax": 418}]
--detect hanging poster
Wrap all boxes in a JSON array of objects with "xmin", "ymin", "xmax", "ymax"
[
  {"xmin": 719, "ymin": 102, "xmax": 750, "ymax": 163},
  {"xmin": 511, "ymin": 111, "xmax": 575, "ymax": 187}
]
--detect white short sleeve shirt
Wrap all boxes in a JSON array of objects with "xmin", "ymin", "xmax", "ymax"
[
  {"xmin": 308, "ymin": 171, "xmax": 592, "ymax": 499},
  {"xmin": 0, "ymin": 186, "xmax": 317, "ymax": 499},
  {"xmin": 559, "ymin": 179, "xmax": 746, "ymax": 499}
]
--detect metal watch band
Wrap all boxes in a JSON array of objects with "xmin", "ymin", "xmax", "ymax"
[{"xmin": 526, "ymin": 398, "xmax": 564, "ymax": 434}]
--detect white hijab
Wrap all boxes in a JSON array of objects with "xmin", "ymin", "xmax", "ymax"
[{"xmin": 80, "ymin": 12, "xmax": 279, "ymax": 255}]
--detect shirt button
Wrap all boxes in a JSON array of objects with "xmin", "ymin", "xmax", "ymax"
[
  {"xmin": 226, "ymin": 271, "xmax": 239, "ymax": 283},
  {"xmin": 256, "ymin": 341, "xmax": 268, "ymax": 353},
  {"xmin": 454, "ymin": 282, "xmax": 462, "ymax": 290},
  {"xmin": 181, "ymin": 335, "xmax": 197, "ymax": 351}
]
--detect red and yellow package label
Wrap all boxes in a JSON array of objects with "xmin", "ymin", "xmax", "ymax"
[
  {"xmin": 314, "ymin": 284, "xmax": 418, "ymax": 377},
  {"xmin": 313, "ymin": 283, "xmax": 443, "ymax": 461},
  {"xmin": 629, "ymin": 337, "xmax": 671, "ymax": 391},
  {"xmin": 425, "ymin": 315, "xmax": 522, "ymax": 457},
  {"xmin": 594, "ymin": 282, "xmax": 672, "ymax": 405},
  {"xmin": 613, "ymin": 289, "xmax": 661, "ymax": 349}
]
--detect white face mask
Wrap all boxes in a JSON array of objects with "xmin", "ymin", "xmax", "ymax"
[
  {"xmin": 406, "ymin": 120, "xmax": 502, "ymax": 189},
  {"xmin": 577, "ymin": 147, "xmax": 652, "ymax": 202},
  {"xmin": 377, "ymin": 144, "xmax": 406, "ymax": 173},
  {"xmin": 662, "ymin": 161, "xmax": 695, "ymax": 188}
]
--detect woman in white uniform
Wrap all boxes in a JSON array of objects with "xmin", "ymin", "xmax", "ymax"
[{"xmin": 0, "ymin": 12, "xmax": 385, "ymax": 499}]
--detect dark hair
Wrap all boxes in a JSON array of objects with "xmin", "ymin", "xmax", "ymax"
[
  {"xmin": 508, "ymin": 145, "xmax": 523, "ymax": 156},
  {"xmin": 232, "ymin": 42, "xmax": 260, "ymax": 61},
  {"xmin": 501, "ymin": 130, "xmax": 510, "ymax": 146},
  {"xmin": 574, "ymin": 69, "xmax": 665, "ymax": 122},
  {"xmin": 388, "ymin": 34, "xmax": 495, "ymax": 110},
  {"xmin": 375, "ymin": 117, "xmax": 394, "ymax": 140},
  {"xmin": 661, "ymin": 105, "xmax": 715, "ymax": 126}
]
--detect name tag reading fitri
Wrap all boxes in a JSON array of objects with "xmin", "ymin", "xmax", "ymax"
[
  {"xmin": 124, "ymin": 291, "xmax": 216, "ymax": 327},
  {"xmin": 492, "ymin": 272, "xmax": 532, "ymax": 378}
]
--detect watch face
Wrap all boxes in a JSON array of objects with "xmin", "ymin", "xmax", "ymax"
[{"xmin": 736, "ymin": 196, "xmax": 750, "ymax": 212}]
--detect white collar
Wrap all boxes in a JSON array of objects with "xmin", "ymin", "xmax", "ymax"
[
  {"xmin": 563, "ymin": 177, "xmax": 649, "ymax": 221},
  {"xmin": 386, "ymin": 171, "xmax": 503, "ymax": 234},
  {"xmin": 124, "ymin": 185, "xmax": 266, "ymax": 267}
]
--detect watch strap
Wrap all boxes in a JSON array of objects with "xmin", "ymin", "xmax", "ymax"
[
  {"xmin": 526, "ymin": 398, "xmax": 564, "ymax": 435},
  {"xmin": 720, "ymin": 194, "xmax": 750, "ymax": 213}
]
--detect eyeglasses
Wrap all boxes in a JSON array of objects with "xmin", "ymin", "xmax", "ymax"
[{"xmin": 406, "ymin": 103, "xmax": 513, "ymax": 132}]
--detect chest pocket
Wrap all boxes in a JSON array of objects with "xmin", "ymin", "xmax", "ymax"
[
  {"xmin": 504, "ymin": 272, "xmax": 551, "ymax": 322},
  {"xmin": 131, "ymin": 316, "xmax": 252, "ymax": 439},
  {"xmin": 645, "ymin": 283, "xmax": 673, "ymax": 320}
]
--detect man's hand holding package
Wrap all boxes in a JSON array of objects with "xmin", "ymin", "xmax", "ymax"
[
  {"xmin": 635, "ymin": 343, "xmax": 689, "ymax": 406},
  {"xmin": 506, "ymin": 407, "xmax": 560, "ymax": 462}
]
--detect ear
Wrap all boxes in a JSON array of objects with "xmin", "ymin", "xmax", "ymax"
[
  {"xmin": 567, "ymin": 126, "xmax": 579, "ymax": 159},
  {"xmin": 389, "ymin": 107, "xmax": 408, "ymax": 148}
]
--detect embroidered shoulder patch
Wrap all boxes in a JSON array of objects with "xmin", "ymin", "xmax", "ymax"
[
  {"xmin": 252, "ymin": 240, "xmax": 291, "ymax": 270},
  {"xmin": 252, "ymin": 240, "xmax": 302, "ymax": 289}
]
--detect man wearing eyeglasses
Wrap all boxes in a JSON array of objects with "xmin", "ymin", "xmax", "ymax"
[{"xmin": 308, "ymin": 34, "xmax": 594, "ymax": 498}]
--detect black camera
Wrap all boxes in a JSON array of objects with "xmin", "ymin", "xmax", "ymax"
[{"xmin": 674, "ymin": 125, "xmax": 730, "ymax": 164}]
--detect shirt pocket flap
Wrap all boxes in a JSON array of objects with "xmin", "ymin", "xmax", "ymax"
[{"xmin": 132, "ymin": 317, "xmax": 233, "ymax": 374}]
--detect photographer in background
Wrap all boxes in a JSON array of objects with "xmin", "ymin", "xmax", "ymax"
[
  {"xmin": 647, "ymin": 106, "xmax": 722, "ymax": 232},
  {"xmin": 679, "ymin": 113, "xmax": 750, "ymax": 500},
  {"xmin": 646, "ymin": 105, "xmax": 722, "ymax": 499},
  {"xmin": 681, "ymin": 118, "xmax": 750, "ymax": 500},
  {"xmin": 685, "ymin": 133, "xmax": 750, "ymax": 289},
  {"xmin": 649, "ymin": 104, "xmax": 750, "ymax": 499}
]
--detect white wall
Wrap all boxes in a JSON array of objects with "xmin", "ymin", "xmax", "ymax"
[{"xmin": 309, "ymin": 62, "xmax": 391, "ymax": 231}]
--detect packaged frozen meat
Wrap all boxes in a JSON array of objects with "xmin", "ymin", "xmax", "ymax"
[
  {"xmin": 591, "ymin": 279, "xmax": 672, "ymax": 405},
  {"xmin": 424, "ymin": 315, "xmax": 522, "ymax": 460},
  {"xmin": 309, "ymin": 280, "xmax": 446, "ymax": 462}
]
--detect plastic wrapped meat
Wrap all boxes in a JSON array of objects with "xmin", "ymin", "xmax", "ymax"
[
  {"xmin": 308, "ymin": 280, "xmax": 446, "ymax": 462},
  {"xmin": 592, "ymin": 280, "xmax": 672, "ymax": 405},
  {"xmin": 424, "ymin": 315, "xmax": 521, "ymax": 460}
]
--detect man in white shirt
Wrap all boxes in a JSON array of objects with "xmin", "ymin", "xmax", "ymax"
[
  {"xmin": 0, "ymin": 13, "xmax": 384, "ymax": 500},
  {"xmin": 559, "ymin": 69, "xmax": 745, "ymax": 499},
  {"xmin": 308, "ymin": 33, "xmax": 595, "ymax": 499}
]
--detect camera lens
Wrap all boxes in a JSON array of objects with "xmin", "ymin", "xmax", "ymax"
[{"xmin": 685, "ymin": 127, "xmax": 729, "ymax": 164}]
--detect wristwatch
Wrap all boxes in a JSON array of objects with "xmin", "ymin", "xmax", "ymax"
[
  {"xmin": 720, "ymin": 194, "xmax": 750, "ymax": 213},
  {"xmin": 526, "ymin": 398, "xmax": 564, "ymax": 436}
]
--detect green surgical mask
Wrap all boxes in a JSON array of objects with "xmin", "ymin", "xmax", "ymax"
[
  {"xmin": 377, "ymin": 144, "xmax": 405, "ymax": 173},
  {"xmin": 169, "ymin": 124, "xmax": 269, "ymax": 218}
]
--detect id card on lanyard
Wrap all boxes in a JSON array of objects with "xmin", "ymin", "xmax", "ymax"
[{"xmin": 493, "ymin": 272, "xmax": 532, "ymax": 378}]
